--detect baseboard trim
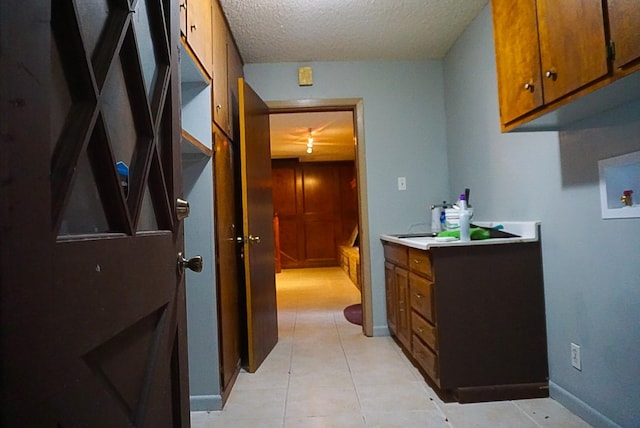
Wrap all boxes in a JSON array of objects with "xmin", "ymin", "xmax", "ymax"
[
  {"xmin": 190, "ymin": 394, "xmax": 222, "ymax": 412},
  {"xmin": 549, "ymin": 381, "xmax": 620, "ymax": 428},
  {"xmin": 372, "ymin": 325, "xmax": 390, "ymax": 337}
]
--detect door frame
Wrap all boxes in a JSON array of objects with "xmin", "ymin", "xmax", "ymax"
[{"xmin": 267, "ymin": 98, "xmax": 372, "ymax": 337}]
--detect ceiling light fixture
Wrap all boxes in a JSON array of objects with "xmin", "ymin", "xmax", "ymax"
[{"xmin": 306, "ymin": 128, "xmax": 313, "ymax": 154}]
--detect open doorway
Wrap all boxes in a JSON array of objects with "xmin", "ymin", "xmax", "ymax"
[{"xmin": 266, "ymin": 99, "xmax": 372, "ymax": 336}]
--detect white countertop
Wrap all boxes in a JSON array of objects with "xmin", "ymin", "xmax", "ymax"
[{"xmin": 380, "ymin": 221, "xmax": 540, "ymax": 250}]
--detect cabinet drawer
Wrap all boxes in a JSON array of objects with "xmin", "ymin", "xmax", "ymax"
[
  {"xmin": 412, "ymin": 334, "xmax": 439, "ymax": 384},
  {"xmin": 408, "ymin": 248, "xmax": 432, "ymax": 278},
  {"xmin": 409, "ymin": 273, "xmax": 435, "ymax": 323},
  {"xmin": 383, "ymin": 243, "xmax": 408, "ymax": 268},
  {"xmin": 411, "ymin": 312, "xmax": 437, "ymax": 352}
]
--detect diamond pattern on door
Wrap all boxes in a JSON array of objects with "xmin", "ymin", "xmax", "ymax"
[
  {"xmin": 83, "ymin": 306, "xmax": 168, "ymax": 424},
  {"xmin": 51, "ymin": 0, "xmax": 172, "ymax": 237}
]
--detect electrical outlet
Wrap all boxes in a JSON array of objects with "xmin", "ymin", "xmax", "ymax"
[
  {"xmin": 397, "ymin": 177, "xmax": 407, "ymax": 191},
  {"xmin": 571, "ymin": 343, "xmax": 582, "ymax": 371}
]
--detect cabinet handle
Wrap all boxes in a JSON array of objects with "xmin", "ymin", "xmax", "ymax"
[
  {"xmin": 418, "ymin": 327, "xmax": 424, "ymax": 333},
  {"xmin": 190, "ymin": 24, "xmax": 197, "ymax": 31},
  {"xmin": 524, "ymin": 81, "xmax": 534, "ymax": 92},
  {"xmin": 180, "ymin": 3, "xmax": 186, "ymax": 10},
  {"xmin": 216, "ymin": 104, "xmax": 222, "ymax": 110},
  {"xmin": 413, "ymin": 259, "xmax": 420, "ymax": 264},
  {"xmin": 545, "ymin": 69, "xmax": 557, "ymax": 79},
  {"xmin": 415, "ymin": 293, "xmax": 423, "ymax": 299}
]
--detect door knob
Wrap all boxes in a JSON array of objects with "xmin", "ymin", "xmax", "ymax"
[
  {"xmin": 176, "ymin": 198, "xmax": 190, "ymax": 221},
  {"xmin": 236, "ymin": 235, "xmax": 261, "ymax": 244},
  {"xmin": 177, "ymin": 252, "xmax": 203, "ymax": 273}
]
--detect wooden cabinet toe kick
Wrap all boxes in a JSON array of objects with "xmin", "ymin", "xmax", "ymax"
[{"xmin": 454, "ymin": 382, "xmax": 549, "ymax": 404}]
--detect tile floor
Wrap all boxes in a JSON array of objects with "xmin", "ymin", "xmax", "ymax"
[{"xmin": 191, "ymin": 267, "xmax": 591, "ymax": 428}]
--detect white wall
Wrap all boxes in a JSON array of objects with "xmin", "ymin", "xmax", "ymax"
[
  {"xmin": 244, "ymin": 61, "xmax": 451, "ymax": 334},
  {"xmin": 444, "ymin": 5, "xmax": 640, "ymax": 427}
]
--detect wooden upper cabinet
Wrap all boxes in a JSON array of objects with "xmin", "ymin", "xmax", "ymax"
[
  {"xmin": 492, "ymin": 0, "xmax": 640, "ymax": 131},
  {"xmin": 535, "ymin": 0, "xmax": 608, "ymax": 103},
  {"xmin": 212, "ymin": 0, "xmax": 230, "ymax": 135},
  {"xmin": 492, "ymin": 0, "xmax": 543, "ymax": 125},
  {"xmin": 608, "ymin": 0, "xmax": 640, "ymax": 71},
  {"xmin": 185, "ymin": 0, "xmax": 213, "ymax": 76},
  {"xmin": 227, "ymin": 33, "xmax": 244, "ymax": 140}
]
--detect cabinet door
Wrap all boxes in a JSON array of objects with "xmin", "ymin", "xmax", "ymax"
[
  {"xmin": 179, "ymin": 0, "xmax": 187, "ymax": 37},
  {"xmin": 227, "ymin": 36, "xmax": 243, "ymax": 140},
  {"xmin": 536, "ymin": 0, "xmax": 608, "ymax": 103},
  {"xmin": 492, "ymin": 0, "xmax": 543, "ymax": 124},
  {"xmin": 385, "ymin": 262, "xmax": 398, "ymax": 336},
  {"xmin": 186, "ymin": 0, "xmax": 213, "ymax": 75},
  {"xmin": 608, "ymin": 0, "xmax": 640, "ymax": 70},
  {"xmin": 212, "ymin": 0, "xmax": 230, "ymax": 134},
  {"xmin": 395, "ymin": 267, "xmax": 411, "ymax": 350}
]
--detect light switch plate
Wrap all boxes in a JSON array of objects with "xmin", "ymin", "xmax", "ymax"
[{"xmin": 397, "ymin": 177, "xmax": 406, "ymax": 191}]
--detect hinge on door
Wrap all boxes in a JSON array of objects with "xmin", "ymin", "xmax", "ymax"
[{"xmin": 607, "ymin": 40, "xmax": 616, "ymax": 62}]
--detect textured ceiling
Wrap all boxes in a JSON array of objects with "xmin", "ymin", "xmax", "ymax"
[
  {"xmin": 219, "ymin": 0, "xmax": 490, "ymax": 160},
  {"xmin": 219, "ymin": 0, "xmax": 489, "ymax": 63}
]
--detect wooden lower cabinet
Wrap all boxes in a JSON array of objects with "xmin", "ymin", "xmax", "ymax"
[{"xmin": 382, "ymin": 240, "xmax": 549, "ymax": 403}]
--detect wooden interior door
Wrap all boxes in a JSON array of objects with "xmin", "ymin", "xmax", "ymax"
[
  {"xmin": 1, "ymin": 0, "xmax": 191, "ymax": 426},
  {"xmin": 238, "ymin": 78, "xmax": 278, "ymax": 373},
  {"xmin": 212, "ymin": 129, "xmax": 241, "ymax": 398}
]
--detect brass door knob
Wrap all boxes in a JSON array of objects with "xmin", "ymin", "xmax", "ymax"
[{"xmin": 178, "ymin": 252, "xmax": 203, "ymax": 273}]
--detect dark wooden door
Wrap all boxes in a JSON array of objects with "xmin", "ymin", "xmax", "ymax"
[
  {"xmin": 1, "ymin": 0, "xmax": 191, "ymax": 426},
  {"xmin": 212, "ymin": 129, "xmax": 241, "ymax": 399},
  {"xmin": 238, "ymin": 78, "xmax": 278, "ymax": 373}
]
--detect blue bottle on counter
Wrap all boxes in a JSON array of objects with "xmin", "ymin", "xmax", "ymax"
[{"xmin": 459, "ymin": 194, "xmax": 470, "ymax": 241}]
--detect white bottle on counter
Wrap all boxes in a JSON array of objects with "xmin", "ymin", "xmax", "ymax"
[{"xmin": 459, "ymin": 194, "xmax": 470, "ymax": 241}]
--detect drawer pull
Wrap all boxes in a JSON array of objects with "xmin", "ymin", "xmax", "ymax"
[
  {"xmin": 418, "ymin": 327, "xmax": 424, "ymax": 333},
  {"xmin": 413, "ymin": 259, "xmax": 420, "ymax": 264},
  {"xmin": 415, "ymin": 293, "xmax": 423, "ymax": 299}
]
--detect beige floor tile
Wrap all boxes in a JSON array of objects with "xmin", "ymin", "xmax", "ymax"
[
  {"xmin": 363, "ymin": 409, "xmax": 450, "ymax": 428},
  {"xmin": 285, "ymin": 384, "xmax": 361, "ymax": 419},
  {"xmin": 357, "ymin": 381, "xmax": 437, "ymax": 413},
  {"xmin": 222, "ymin": 386, "xmax": 287, "ymax": 420},
  {"xmin": 203, "ymin": 415, "xmax": 284, "ymax": 428},
  {"xmin": 514, "ymin": 398, "xmax": 592, "ymax": 427},
  {"xmin": 440, "ymin": 401, "xmax": 539, "ymax": 428},
  {"xmin": 284, "ymin": 413, "xmax": 366, "ymax": 428},
  {"xmin": 350, "ymin": 358, "xmax": 420, "ymax": 386},
  {"xmin": 232, "ymin": 367, "xmax": 290, "ymax": 391}
]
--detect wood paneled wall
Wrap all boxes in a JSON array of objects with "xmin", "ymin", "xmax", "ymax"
[{"xmin": 272, "ymin": 159, "xmax": 358, "ymax": 269}]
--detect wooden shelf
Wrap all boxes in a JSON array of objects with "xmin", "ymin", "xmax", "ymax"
[
  {"xmin": 181, "ymin": 129, "xmax": 212, "ymax": 158},
  {"xmin": 179, "ymin": 39, "xmax": 212, "ymax": 85}
]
